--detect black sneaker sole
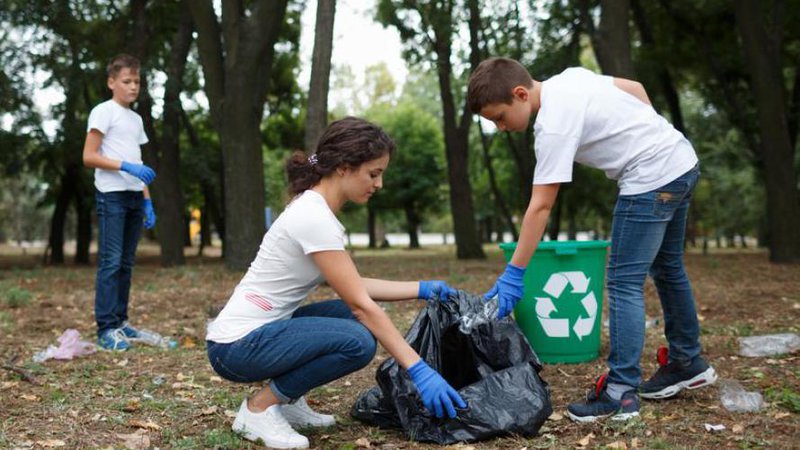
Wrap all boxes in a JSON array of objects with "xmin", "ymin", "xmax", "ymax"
[{"xmin": 640, "ymin": 367, "xmax": 718, "ymax": 400}]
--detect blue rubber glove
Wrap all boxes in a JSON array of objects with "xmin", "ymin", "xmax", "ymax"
[
  {"xmin": 121, "ymin": 161, "xmax": 156, "ymax": 185},
  {"xmin": 407, "ymin": 359, "xmax": 466, "ymax": 418},
  {"xmin": 484, "ymin": 263, "xmax": 525, "ymax": 319},
  {"xmin": 418, "ymin": 280, "xmax": 456, "ymax": 302},
  {"xmin": 143, "ymin": 199, "xmax": 156, "ymax": 229}
]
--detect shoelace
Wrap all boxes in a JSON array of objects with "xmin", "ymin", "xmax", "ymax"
[{"xmin": 109, "ymin": 328, "xmax": 129, "ymax": 343}]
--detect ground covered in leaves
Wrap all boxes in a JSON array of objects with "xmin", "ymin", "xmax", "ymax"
[{"xmin": 0, "ymin": 244, "xmax": 798, "ymax": 449}]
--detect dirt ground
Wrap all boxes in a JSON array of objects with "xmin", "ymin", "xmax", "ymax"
[{"xmin": 0, "ymin": 244, "xmax": 798, "ymax": 450}]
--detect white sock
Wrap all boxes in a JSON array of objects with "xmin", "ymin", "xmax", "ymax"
[{"xmin": 606, "ymin": 382, "xmax": 632, "ymax": 400}]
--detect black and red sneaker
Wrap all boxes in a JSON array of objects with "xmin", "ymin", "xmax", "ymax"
[
  {"xmin": 567, "ymin": 374, "xmax": 640, "ymax": 423},
  {"xmin": 639, "ymin": 346, "xmax": 717, "ymax": 400}
]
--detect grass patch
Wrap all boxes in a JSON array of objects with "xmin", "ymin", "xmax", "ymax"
[
  {"xmin": 0, "ymin": 311, "xmax": 12, "ymax": 332},
  {"xmin": 765, "ymin": 386, "xmax": 800, "ymax": 413},
  {"xmin": 2, "ymin": 285, "xmax": 32, "ymax": 308}
]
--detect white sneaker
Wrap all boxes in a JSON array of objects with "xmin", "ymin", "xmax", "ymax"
[
  {"xmin": 232, "ymin": 399, "xmax": 309, "ymax": 449},
  {"xmin": 280, "ymin": 396, "xmax": 336, "ymax": 427}
]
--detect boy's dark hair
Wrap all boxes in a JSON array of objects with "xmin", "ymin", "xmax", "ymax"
[
  {"xmin": 467, "ymin": 57, "xmax": 533, "ymax": 114},
  {"xmin": 286, "ymin": 117, "xmax": 395, "ymax": 196},
  {"xmin": 106, "ymin": 53, "xmax": 141, "ymax": 78}
]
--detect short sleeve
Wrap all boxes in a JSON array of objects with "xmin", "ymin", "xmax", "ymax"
[
  {"xmin": 292, "ymin": 212, "xmax": 346, "ymax": 254},
  {"xmin": 87, "ymin": 104, "xmax": 110, "ymax": 134},
  {"xmin": 532, "ymin": 133, "xmax": 580, "ymax": 185},
  {"xmin": 138, "ymin": 117, "xmax": 149, "ymax": 145}
]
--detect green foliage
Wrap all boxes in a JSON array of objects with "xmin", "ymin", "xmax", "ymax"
[
  {"xmin": 765, "ymin": 387, "xmax": 800, "ymax": 413},
  {"xmin": 367, "ymin": 101, "xmax": 447, "ymax": 228},
  {"xmin": 3, "ymin": 286, "xmax": 33, "ymax": 308}
]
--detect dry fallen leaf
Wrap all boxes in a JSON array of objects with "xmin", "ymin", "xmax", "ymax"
[
  {"xmin": 631, "ymin": 437, "xmax": 640, "ymax": 448},
  {"xmin": 548, "ymin": 412, "xmax": 564, "ymax": 421},
  {"xmin": 21, "ymin": 394, "xmax": 39, "ymax": 402},
  {"xmin": 180, "ymin": 335, "xmax": 197, "ymax": 348},
  {"xmin": 123, "ymin": 399, "xmax": 141, "ymax": 413},
  {"xmin": 36, "ymin": 440, "xmax": 67, "ymax": 448},
  {"xmin": 774, "ymin": 412, "xmax": 790, "ymax": 419},
  {"xmin": 355, "ymin": 437, "xmax": 371, "ymax": 448},
  {"xmin": 201, "ymin": 405, "xmax": 219, "ymax": 415},
  {"xmin": 116, "ymin": 429, "xmax": 150, "ymax": 450},
  {"xmin": 129, "ymin": 419, "xmax": 162, "ymax": 431},
  {"xmin": 732, "ymin": 424, "xmax": 744, "ymax": 433},
  {"xmin": 606, "ymin": 441, "xmax": 628, "ymax": 450},
  {"xmin": 577, "ymin": 432, "xmax": 595, "ymax": 448}
]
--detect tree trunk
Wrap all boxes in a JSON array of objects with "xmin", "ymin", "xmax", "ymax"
[
  {"xmin": 404, "ymin": 204, "xmax": 420, "ymax": 249},
  {"xmin": 432, "ymin": 0, "xmax": 483, "ymax": 259},
  {"xmin": 477, "ymin": 123, "xmax": 518, "ymax": 241},
  {"xmin": 734, "ymin": 0, "xmax": 800, "ymax": 262},
  {"xmin": 582, "ymin": 0, "xmax": 636, "ymax": 78},
  {"xmin": 155, "ymin": 5, "xmax": 193, "ymax": 266},
  {"xmin": 190, "ymin": 0, "xmax": 289, "ymax": 270},
  {"xmin": 46, "ymin": 176, "xmax": 72, "ymax": 265},
  {"xmin": 630, "ymin": 0, "xmax": 686, "ymax": 133},
  {"xmin": 128, "ymin": 0, "xmax": 192, "ymax": 267},
  {"xmin": 74, "ymin": 181, "xmax": 92, "ymax": 265},
  {"xmin": 304, "ymin": 0, "xmax": 336, "ymax": 152},
  {"xmin": 368, "ymin": 206, "xmax": 377, "ymax": 249},
  {"xmin": 504, "ymin": 133, "xmax": 534, "ymax": 208}
]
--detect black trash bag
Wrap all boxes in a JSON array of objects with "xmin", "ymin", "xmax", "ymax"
[{"xmin": 351, "ymin": 290, "xmax": 552, "ymax": 444}]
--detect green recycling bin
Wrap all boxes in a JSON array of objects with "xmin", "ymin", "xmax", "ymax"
[{"xmin": 500, "ymin": 240, "xmax": 610, "ymax": 364}]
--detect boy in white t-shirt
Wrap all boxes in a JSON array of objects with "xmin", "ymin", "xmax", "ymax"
[
  {"xmin": 467, "ymin": 57, "xmax": 716, "ymax": 422},
  {"xmin": 82, "ymin": 54, "xmax": 157, "ymax": 351}
]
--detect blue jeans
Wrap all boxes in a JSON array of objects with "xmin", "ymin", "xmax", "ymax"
[
  {"xmin": 94, "ymin": 190, "xmax": 144, "ymax": 337},
  {"xmin": 207, "ymin": 300, "xmax": 377, "ymax": 403},
  {"xmin": 607, "ymin": 165, "xmax": 701, "ymax": 388}
]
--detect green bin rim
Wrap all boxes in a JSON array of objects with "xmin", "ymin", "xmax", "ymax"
[{"xmin": 499, "ymin": 240, "xmax": 610, "ymax": 251}]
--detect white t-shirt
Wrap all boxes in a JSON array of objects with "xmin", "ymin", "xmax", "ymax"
[
  {"xmin": 532, "ymin": 67, "xmax": 698, "ymax": 195},
  {"xmin": 206, "ymin": 190, "xmax": 347, "ymax": 343},
  {"xmin": 86, "ymin": 99, "xmax": 149, "ymax": 193}
]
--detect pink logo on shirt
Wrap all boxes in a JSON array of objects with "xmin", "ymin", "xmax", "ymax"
[{"xmin": 245, "ymin": 293, "xmax": 273, "ymax": 312}]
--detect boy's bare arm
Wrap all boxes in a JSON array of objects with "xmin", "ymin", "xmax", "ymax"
[
  {"xmin": 613, "ymin": 77, "xmax": 652, "ymax": 106},
  {"xmin": 82, "ymin": 129, "xmax": 123, "ymax": 170},
  {"xmin": 510, "ymin": 183, "xmax": 560, "ymax": 268}
]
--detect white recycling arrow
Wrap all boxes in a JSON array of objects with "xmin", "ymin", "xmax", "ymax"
[
  {"xmin": 535, "ymin": 297, "xmax": 558, "ymax": 317},
  {"xmin": 536, "ymin": 271, "xmax": 598, "ymax": 339},
  {"xmin": 542, "ymin": 273, "xmax": 569, "ymax": 298},
  {"xmin": 563, "ymin": 272, "xmax": 591, "ymax": 294},
  {"xmin": 572, "ymin": 292, "xmax": 598, "ymax": 340}
]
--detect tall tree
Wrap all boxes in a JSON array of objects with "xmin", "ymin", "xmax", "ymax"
[
  {"xmin": 734, "ymin": 0, "xmax": 800, "ymax": 262},
  {"xmin": 304, "ymin": 0, "xmax": 336, "ymax": 152},
  {"xmin": 378, "ymin": 0, "xmax": 485, "ymax": 259},
  {"xmin": 580, "ymin": 0, "xmax": 636, "ymax": 77},
  {"xmin": 189, "ymin": 0, "xmax": 289, "ymax": 269},
  {"xmin": 128, "ymin": 0, "xmax": 194, "ymax": 266}
]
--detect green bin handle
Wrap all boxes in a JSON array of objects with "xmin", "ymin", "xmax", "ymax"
[{"xmin": 555, "ymin": 244, "xmax": 578, "ymax": 255}]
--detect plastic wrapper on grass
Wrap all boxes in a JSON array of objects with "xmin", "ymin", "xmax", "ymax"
[{"xmin": 351, "ymin": 290, "xmax": 553, "ymax": 444}]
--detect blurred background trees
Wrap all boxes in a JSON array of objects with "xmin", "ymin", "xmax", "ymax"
[{"xmin": 0, "ymin": 0, "xmax": 797, "ymax": 266}]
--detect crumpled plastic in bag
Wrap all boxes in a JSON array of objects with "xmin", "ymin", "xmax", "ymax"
[
  {"xmin": 32, "ymin": 329, "xmax": 97, "ymax": 362},
  {"xmin": 351, "ymin": 290, "xmax": 552, "ymax": 444}
]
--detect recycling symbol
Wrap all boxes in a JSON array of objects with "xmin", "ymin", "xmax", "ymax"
[{"xmin": 534, "ymin": 271, "xmax": 597, "ymax": 340}]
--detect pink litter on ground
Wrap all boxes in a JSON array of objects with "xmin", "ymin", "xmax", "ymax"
[{"xmin": 33, "ymin": 329, "xmax": 97, "ymax": 362}]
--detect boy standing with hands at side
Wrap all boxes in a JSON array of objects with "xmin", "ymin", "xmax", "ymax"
[
  {"xmin": 83, "ymin": 54, "xmax": 157, "ymax": 351},
  {"xmin": 468, "ymin": 57, "xmax": 716, "ymax": 422}
]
